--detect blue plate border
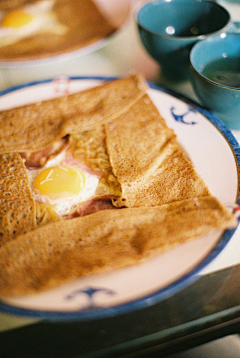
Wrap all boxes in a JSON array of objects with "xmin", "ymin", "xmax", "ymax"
[{"xmin": 0, "ymin": 76, "xmax": 239, "ymax": 321}]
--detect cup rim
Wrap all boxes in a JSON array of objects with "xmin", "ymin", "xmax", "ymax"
[
  {"xmin": 190, "ymin": 32, "xmax": 240, "ymax": 91},
  {"xmin": 136, "ymin": 0, "xmax": 231, "ymax": 41}
]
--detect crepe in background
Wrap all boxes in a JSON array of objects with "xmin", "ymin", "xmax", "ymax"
[
  {"xmin": 0, "ymin": 0, "xmax": 120, "ymax": 62},
  {"xmin": 0, "ymin": 0, "xmax": 32, "ymax": 11}
]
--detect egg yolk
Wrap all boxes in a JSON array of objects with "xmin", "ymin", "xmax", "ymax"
[
  {"xmin": 1, "ymin": 10, "xmax": 33, "ymax": 27},
  {"xmin": 34, "ymin": 165, "xmax": 85, "ymax": 200}
]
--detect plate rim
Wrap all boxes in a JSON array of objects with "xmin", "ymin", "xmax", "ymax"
[{"xmin": 0, "ymin": 75, "xmax": 239, "ymax": 321}]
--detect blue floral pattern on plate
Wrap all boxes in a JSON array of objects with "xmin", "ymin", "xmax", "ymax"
[
  {"xmin": 65, "ymin": 287, "xmax": 116, "ymax": 309},
  {"xmin": 171, "ymin": 106, "xmax": 198, "ymax": 125}
]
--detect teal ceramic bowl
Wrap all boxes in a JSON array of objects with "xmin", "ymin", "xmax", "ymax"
[
  {"xmin": 190, "ymin": 32, "xmax": 240, "ymax": 129},
  {"xmin": 136, "ymin": 0, "xmax": 230, "ymax": 82}
]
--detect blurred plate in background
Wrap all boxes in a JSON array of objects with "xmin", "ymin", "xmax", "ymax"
[{"xmin": 0, "ymin": 0, "xmax": 130, "ymax": 66}]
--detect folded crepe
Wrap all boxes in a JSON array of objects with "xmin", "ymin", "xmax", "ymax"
[
  {"xmin": 0, "ymin": 153, "xmax": 36, "ymax": 247},
  {"xmin": 0, "ymin": 0, "xmax": 35, "ymax": 11},
  {"xmin": 106, "ymin": 94, "xmax": 211, "ymax": 207},
  {"xmin": 0, "ymin": 75, "xmax": 146, "ymax": 246},
  {"xmin": 0, "ymin": 196, "xmax": 236, "ymax": 297},
  {"xmin": 0, "ymin": 74, "xmax": 146, "ymax": 153},
  {"xmin": 0, "ymin": 75, "xmax": 237, "ymax": 297}
]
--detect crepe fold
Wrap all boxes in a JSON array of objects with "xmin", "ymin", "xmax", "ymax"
[
  {"xmin": 0, "ymin": 74, "xmax": 146, "ymax": 153},
  {"xmin": 0, "ymin": 196, "xmax": 236, "ymax": 297},
  {"xmin": 0, "ymin": 75, "xmax": 147, "ymax": 246},
  {"xmin": 106, "ymin": 94, "xmax": 210, "ymax": 207}
]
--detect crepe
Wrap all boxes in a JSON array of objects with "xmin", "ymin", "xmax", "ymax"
[
  {"xmin": 0, "ymin": 196, "xmax": 236, "ymax": 297},
  {"xmin": 0, "ymin": 75, "xmax": 237, "ymax": 297},
  {"xmin": 0, "ymin": 0, "xmax": 32, "ymax": 11},
  {"xmin": 0, "ymin": 0, "xmax": 120, "ymax": 62},
  {"xmin": 0, "ymin": 152, "xmax": 36, "ymax": 247},
  {"xmin": 106, "ymin": 94, "xmax": 210, "ymax": 207},
  {"xmin": 0, "ymin": 74, "xmax": 146, "ymax": 153}
]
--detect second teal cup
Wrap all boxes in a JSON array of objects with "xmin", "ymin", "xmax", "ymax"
[
  {"xmin": 190, "ymin": 30, "xmax": 240, "ymax": 129},
  {"xmin": 136, "ymin": 0, "xmax": 230, "ymax": 82}
]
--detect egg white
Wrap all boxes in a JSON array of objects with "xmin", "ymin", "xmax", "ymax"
[
  {"xmin": 0, "ymin": 0, "xmax": 67, "ymax": 47},
  {"xmin": 27, "ymin": 151, "xmax": 99, "ymax": 217}
]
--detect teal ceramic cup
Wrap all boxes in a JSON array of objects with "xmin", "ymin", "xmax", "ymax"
[
  {"xmin": 136, "ymin": 0, "xmax": 230, "ymax": 82},
  {"xmin": 190, "ymin": 29, "xmax": 240, "ymax": 129}
]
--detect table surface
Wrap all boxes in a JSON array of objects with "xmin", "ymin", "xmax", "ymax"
[{"xmin": 1, "ymin": 1, "xmax": 240, "ymax": 357}]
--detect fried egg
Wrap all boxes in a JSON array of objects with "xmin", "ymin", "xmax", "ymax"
[
  {"xmin": 0, "ymin": 0, "xmax": 67, "ymax": 48},
  {"xmin": 27, "ymin": 151, "xmax": 100, "ymax": 218}
]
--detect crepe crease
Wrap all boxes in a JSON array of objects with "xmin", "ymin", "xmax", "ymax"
[{"xmin": 0, "ymin": 75, "xmax": 237, "ymax": 297}]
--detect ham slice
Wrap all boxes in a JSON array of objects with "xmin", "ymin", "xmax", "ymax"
[
  {"xmin": 20, "ymin": 136, "xmax": 69, "ymax": 168},
  {"xmin": 67, "ymin": 195, "xmax": 119, "ymax": 219}
]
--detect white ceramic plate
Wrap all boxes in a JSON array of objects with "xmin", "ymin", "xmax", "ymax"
[{"xmin": 0, "ymin": 76, "xmax": 239, "ymax": 320}]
